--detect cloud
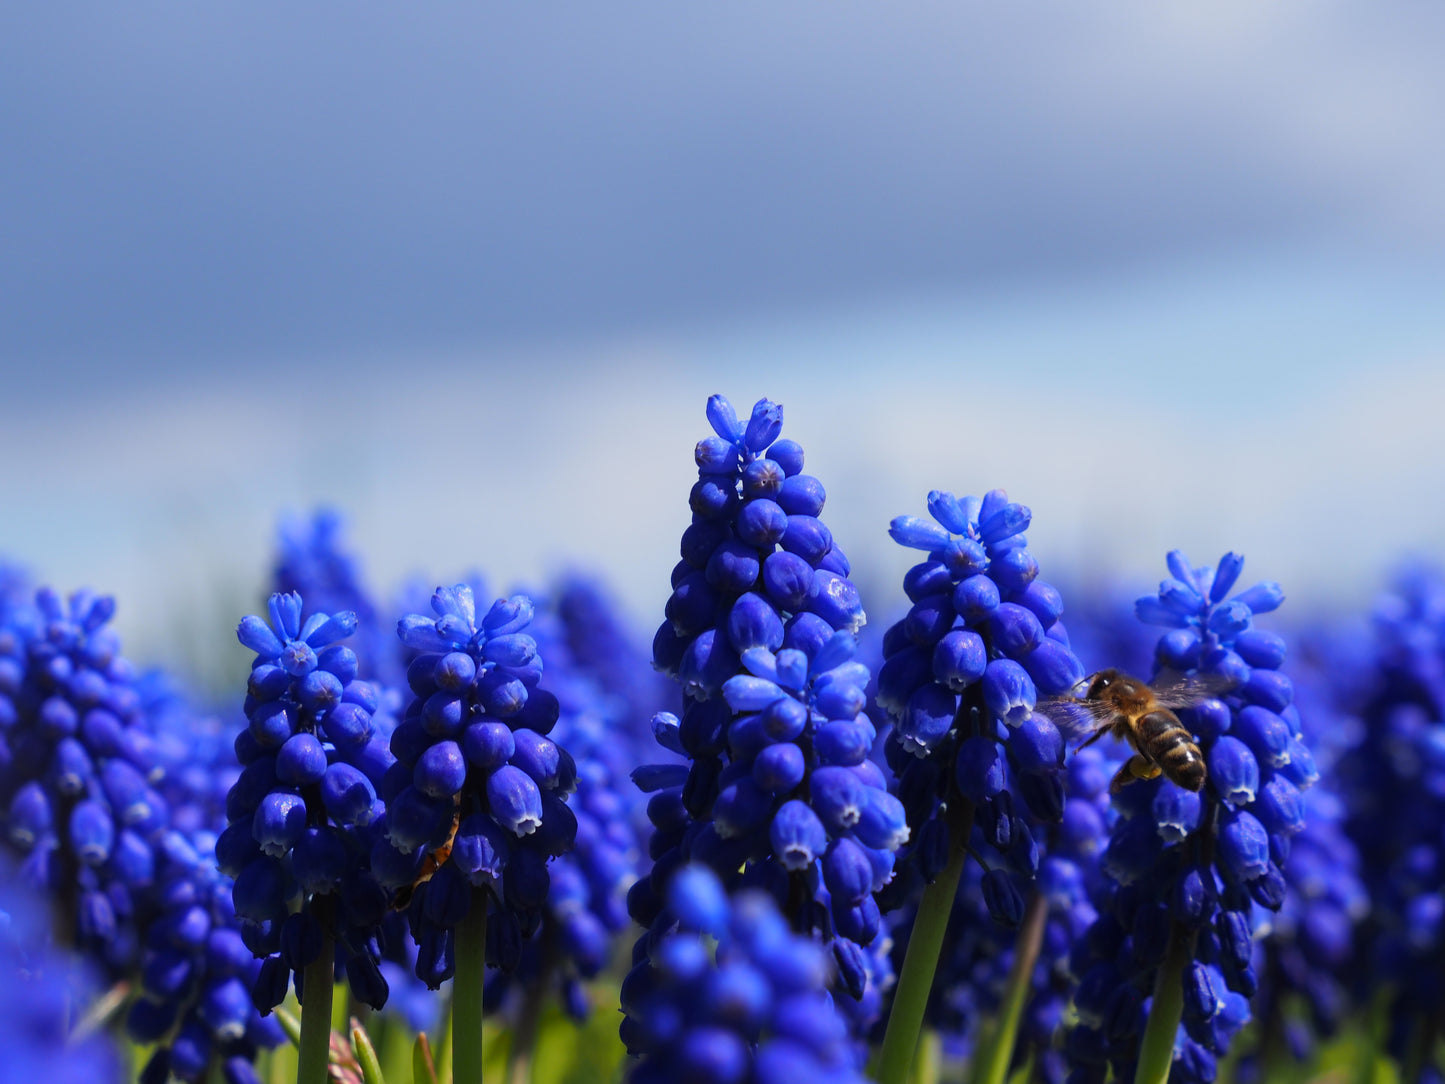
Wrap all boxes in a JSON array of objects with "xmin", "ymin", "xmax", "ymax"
[{"xmin": 1, "ymin": 2, "xmax": 1441, "ymax": 365}]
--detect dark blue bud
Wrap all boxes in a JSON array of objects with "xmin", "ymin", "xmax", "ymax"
[
  {"xmin": 458, "ymin": 720, "xmax": 513, "ymax": 770},
  {"xmin": 778, "ymin": 474, "xmax": 825, "ymax": 517},
  {"xmin": 68, "ymin": 799, "xmax": 114, "ymax": 865},
  {"xmin": 904, "ymin": 594, "xmax": 955, "ymax": 646},
  {"xmin": 510, "ymin": 729, "xmax": 561, "ymax": 790},
  {"xmin": 1152, "ymin": 782, "xmax": 1202, "ymax": 843},
  {"xmin": 1234, "ymin": 628, "xmax": 1285, "ymax": 670},
  {"xmin": 1219, "ymin": 810, "xmax": 1270, "ymax": 881},
  {"xmin": 905, "ymin": 560, "xmax": 954, "ymax": 603},
  {"xmin": 487, "ymin": 765, "xmax": 544, "ymax": 836},
  {"xmin": 767, "ymin": 438, "xmax": 804, "ymax": 475},
  {"xmin": 781, "ymin": 516, "xmax": 832, "ymax": 565},
  {"xmin": 814, "ymin": 720, "xmax": 870, "ymax": 766},
  {"xmin": 982, "ymin": 658, "xmax": 1036, "ymax": 726},
  {"xmin": 253, "ymin": 792, "xmax": 308, "ymax": 857},
  {"xmin": 292, "ymin": 827, "xmax": 348, "ymax": 894},
  {"xmin": 822, "ymin": 837, "xmax": 873, "ymax": 904},
  {"xmin": 1208, "ymin": 736, "xmax": 1259, "ymax": 805},
  {"xmin": 320, "ymin": 762, "xmax": 377, "ymax": 826},
  {"xmin": 900, "ymin": 682, "xmax": 956, "ymax": 755},
  {"xmin": 385, "ymin": 786, "xmax": 452, "ymax": 852},
  {"xmin": 988, "ymin": 602, "xmax": 1045, "ymax": 658},
  {"xmin": 1018, "ymin": 771, "xmax": 1065, "ymax": 823},
  {"xmin": 728, "ymin": 592, "xmax": 785, "ymax": 653},
  {"xmin": 276, "ymin": 733, "xmax": 328, "ymax": 786},
  {"xmin": 959, "ymin": 740, "xmax": 1005, "ymax": 809},
  {"xmin": 1007, "ymin": 714, "xmax": 1063, "ymax": 774},
  {"xmin": 1183, "ymin": 962, "xmax": 1225, "ymax": 1022},
  {"xmin": 742, "ymin": 456, "xmax": 786, "ymax": 498},
  {"xmin": 714, "ymin": 778, "xmax": 772, "ymax": 839},
  {"xmin": 233, "ymin": 857, "xmax": 288, "ymax": 923},
  {"xmin": 770, "ymin": 799, "xmax": 827, "ymax": 870},
  {"xmin": 451, "ymin": 813, "xmax": 510, "ymax": 887},
  {"xmin": 1241, "ymin": 668, "xmax": 1293, "ymax": 713},
  {"xmin": 990, "ymin": 547, "xmax": 1038, "ymax": 592},
  {"xmin": 953, "ymin": 573, "xmax": 1001, "ymax": 623},
  {"xmin": 807, "ymin": 569, "xmax": 864, "ymax": 633},
  {"xmin": 933, "ymin": 629, "xmax": 987, "ymax": 691},
  {"xmin": 1233, "ymin": 706, "xmax": 1291, "ymax": 768},
  {"xmin": 854, "ymin": 788, "xmax": 909, "ymax": 852},
  {"xmin": 1156, "ymin": 629, "xmax": 1202, "ymax": 672},
  {"xmin": 753, "ymin": 742, "xmax": 807, "ymax": 793},
  {"xmin": 982, "ymin": 868, "xmax": 1025, "ymax": 927}
]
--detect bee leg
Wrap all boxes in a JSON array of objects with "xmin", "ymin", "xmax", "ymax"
[
  {"xmin": 1077, "ymin": 727, "xmax": 1111, "ymax": 751},
  {"xmin": 1108, "ymin": 755, "xmax": 1161, "ymax": 794}
]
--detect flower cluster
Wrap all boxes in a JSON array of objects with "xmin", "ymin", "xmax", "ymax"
[
  {"xmin": 0, "ymin": 587, "xmax": 164, "ymax": 974},
  {"xmin": 621, "ymin": 864, "xmax": 870, "ymax": 1083},
  {"xmin": 0, "ymin": 854, "xmax": 120, "ymax": 1084},
  {"xmin": 636, "ymin": 394, "xmax": 905, "ymax": 1002},
  {"xmin": 878, "ymin": 490, "xmax": 1085, "ymax": 924},
  {"xmin": 1064, "ymin": 552, "xmax": 1313, "ymax": 1084},
  {"xmin": 129, "ymin": 830, "xmax": 284, "ymax": 1084},
  {"xmin": 481, "ymin": 579, "xmax": 657, "ymax": 1021},
  {"xmin": 382, "ymin": 585, "xmax": 577, "ymax": 986},
  {"xmin": 1329, "ymin": 562, "xmax": 1445, "ymax": 1068},
  {"xmin": 227, "ymin": 592, "xmax": 396, "ymax": 1011}
]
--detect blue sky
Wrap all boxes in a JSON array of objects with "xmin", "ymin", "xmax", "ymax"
[{"xmin": 1, "ymin": 4, "xmax": 1442, "ymax": 661}]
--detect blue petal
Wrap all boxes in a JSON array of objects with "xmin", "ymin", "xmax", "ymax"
[
  {"xmin": 811, "ymin": 629, "xmax": 857, "ymax": 675},
  {"xmin": 237, "ymin": 615, "xmax": 284, "ymax": 658},
  {"xmin": 397, "ymin": 615, "xmax": 452, "ymax": 652},
  {"xmin": 706, "ymin": 393, "xmax": 744, "ymax": 442},
  {"xmin": 889, "ymin": 515, "xmax": 951, "ymax": 552},
  {"xmin": 1135, "ymin": 596, "xmax": 1193, "ymax": 629},
  {"xmin": 743, "ymin": 398, "xmax": 784, "ymax": 452},
  {"xmin": 1233, "ymin": 582, "xmax": 1284, "ymax": 615},
  {"xmin": 305, "ymin": 611, "xmax": 359, "ymax": 648},
  {"xmin": 723, "ymin": 675, "xmax": 786, "ymax": 712},
  {"xmin": 1210, "ymin": 552, "xmax": 1245, "ymax": 603},
  {"xmin": 740, "ymin": 647, "xmax": 780, "ymax": 682},
  {"xmin": 1165, "ymin": 550, "xmax": 1196, "ymax": 588},
  {"xmin": 268, "ymin": 592, "xmax": 303, "ymax": 641},
  {"xmin": 926, "ymin": 490, "xmax": 971, "ymax": 535},
  {"xmin": 775, "ymin": 649, "xmax": 809, "ymax": 692}
]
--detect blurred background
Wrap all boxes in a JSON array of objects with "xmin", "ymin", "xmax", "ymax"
[{"xmin": 3, "ymin": 3, "xmax": 1443, "ymax": 670}]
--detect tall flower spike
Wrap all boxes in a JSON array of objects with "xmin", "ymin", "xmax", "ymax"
[
  {"xmin": 478, "ymin": 575, "xmax": 660, "ymax": 1026},
  {"xmin": 384, "ymin": 584, "xmax": 576, "ymax": 987},
  {"xmin": 227, "ymin": 591, "xmax": 399, "ymax": 1015},
  {"xmin": 877, "ymin": 489, "xmax": 1084, "ymax": 909},
  {"xmin": 1326, "ymin": 562, "xmax": 1445, "ymax": 1075},
  {"xmin": 1062, "ymin": 552, "xmax": 1312, "ymax": 1084},
  {"xmin": 0, "ymin": 587, "xmax": 164, "ymax": 977},
  {"xmin": 634, "ymin": 394, "xmax": 902, "ymax": 1027}
]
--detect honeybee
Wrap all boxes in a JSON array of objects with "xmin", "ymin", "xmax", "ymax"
[
  {"xmin": 391, "ymin": 805, "xmax": 462, "ymax": 911},
  {"xmin": 1040, "ymin": 668, "xmax": 1230, "ymax": 794}
]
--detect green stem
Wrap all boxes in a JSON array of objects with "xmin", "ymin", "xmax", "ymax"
[
  {"xmin": 452, "ymin": 898, "xmax": 488, "ymax": 1084},
  {"xmin": 297, "ymin": 929, "xmax": 336, "ymax": 1084},
  {"xmin": 969, "ymin": 891, "xmax": 1048, "ymax": 1084},
  {"xmin": 1133, "ymin": 923, "xmax": 1188, "ymax": 1084},
  {"xmin": 876, "ymin": 802, "xmax": 975, "ymax": 1084}
]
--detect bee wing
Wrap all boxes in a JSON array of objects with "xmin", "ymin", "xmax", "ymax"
[
  {"xmin": 1150, "ymin": 668, "xmax": 1238, "ymax": 710},
  {"xmin": 1033, "ymin": 696, "xmax": 1117, "ymax": 746}
]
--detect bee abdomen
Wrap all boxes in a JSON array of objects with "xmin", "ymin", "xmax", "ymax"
[{"xmin": 1139, "ymin": 710, "xmax": 1207, "ymax": 791}]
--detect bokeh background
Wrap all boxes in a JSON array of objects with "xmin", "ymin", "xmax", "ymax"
[{"xmin": 4, "ymin": 3, "xmax": 1444, "ymax": 671}]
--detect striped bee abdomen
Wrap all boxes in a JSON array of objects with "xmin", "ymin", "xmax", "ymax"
[{"xmin": 1138, "ymin": 709, "xmax": 1207, "ymax": 791}]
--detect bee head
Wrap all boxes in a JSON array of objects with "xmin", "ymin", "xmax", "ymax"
[{"xmin": 1085, "ymin": 668, "xmax": 1121, "ymax": 700}]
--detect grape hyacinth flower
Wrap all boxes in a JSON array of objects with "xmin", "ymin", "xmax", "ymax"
[
  {"xmin": 1330, "ymin": 562, "xmax": 1445, "ymax": 1077},
  {"xmin": 0, "ymin": 854, "xmax": 120, "ymax": 1084},
  {"xmin": 873, "ymin": 490, "xmax": 1085, "ymax": 1084},
  {"xmin": 227, "ymin": 589, "xmax": 398, "ymax": 1084},
  {"xmin": 383, "ymin": 584, "xmax": 577, "ymax": 1083},
  {"xmin": 477, "ymin": 579, "xmax": 656, "ymax": 1055},
  {"xmin": 0, "ymin": 587, "xmax": 166, "ymax": 976},
  {"xmin": 1063, "ymin": 551, "xmax": 1312, "ymax": 1084},
  {"xmin": 635, "ymin": 395, "xmax": 905, "ymax": 1015},
  {"xmin": 621, "ymin": 864, "xmax": 871, "ymax": 1084},
  {"xmin": 129, "ymin": 829, "xmax": 285, "ymax": 1084}
]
